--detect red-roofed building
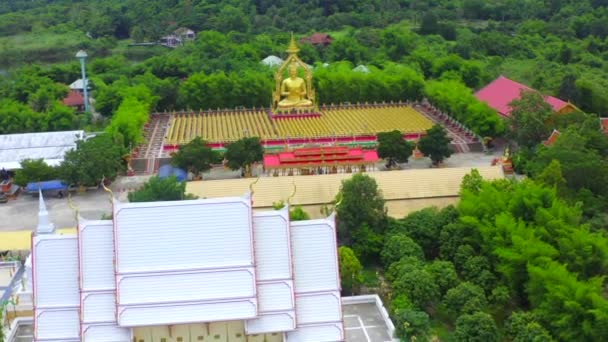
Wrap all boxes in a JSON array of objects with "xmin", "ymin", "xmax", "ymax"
[
  {"xmin": 62, "ymin": 90, "xmax": 85, "ymax": 112},
  {"xmin": 300, "ymin": 33, "xmax": 333, "ymax": 46},
  {"xmin": 601, "ymin": 118, "xmax": 608, "ymax": 135},
  {"xmin": 543, "ymin": 129, "xmax": 561, "ymax": 146},
  {"xmin": 475, "ymin": 76, "xmax": 578, "ymax": 118}
]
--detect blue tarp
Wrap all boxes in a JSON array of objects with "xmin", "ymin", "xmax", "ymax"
[
  {"xmin": 26, "ymin": 180, "xmax": 68, "ymax": 193},
  {"xmin": 157, "ymin": 165, "xmax": 187, "ymax": 182}
]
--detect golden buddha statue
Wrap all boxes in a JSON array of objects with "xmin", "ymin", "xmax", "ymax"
[
  {"xmin": 278, "ymin": 63, "xmax": 313, "ymax": 109},
  {"xmin": 272, "ymin": 33, "xmax": 316, "ymax": 113}
]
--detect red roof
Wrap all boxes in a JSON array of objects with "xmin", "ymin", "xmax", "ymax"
[
  {"xmin": 475, "ymin": 76, "xmax": 569, "ymax": 117},
  {"xmin": 300, "ymin": 33, "xmax": 333, "ymax": 45},
  {"xmin": 601, "ymin": 118, "xmax": 608, "ymax": 135},
  {"xmin": 62, "ymin": 90, "xmax": 84, "ymax": 107},
  {"xmin": 543, "ymin": 129, "xmax": 561, "ymax": 146}
]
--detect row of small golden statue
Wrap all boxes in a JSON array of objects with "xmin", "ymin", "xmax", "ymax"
[{"xmin": 272, "ymin": 34, "xmax": 317, "ymax": 113}]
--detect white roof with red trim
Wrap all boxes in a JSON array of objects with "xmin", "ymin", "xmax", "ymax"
[{"xmin": 32, "ymin": 194, "xmax": 344, "ymax": 341}]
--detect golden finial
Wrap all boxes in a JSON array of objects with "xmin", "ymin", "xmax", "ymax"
[
  {"xmin": 67, "ymin": 191, "xmax": 80, "ymax": 220},
  {"xmin": 249, "ymin": 176, "xmax": 260, "ymax": 196},
  {"xmin": 101, "ymin": 176, "xmax": 115, "ymax": 204},
  {"xmin": 335, "ymin": 192, "xmax": 344, "ymax": 207},
  {"xmin": 287, "ymin": 178, "xmax": 297, "ymax": 206},
  {"xmin": 286, "ymin": 32, "xmax": 300, "ymax": 54}
]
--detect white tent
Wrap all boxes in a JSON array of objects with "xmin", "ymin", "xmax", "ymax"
[
  {"xmin": 261, "ymin": 55, "xmax": 284, "ymax": 67},
  {"xmin": 353, "ymin": 65, "xmax": 370, "ymax": 73},
  {"xmin": 0, "ymin": 130, "xmax": 85, "ymax": 169}
]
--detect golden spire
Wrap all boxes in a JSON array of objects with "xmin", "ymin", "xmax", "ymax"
[{"xmin": 286, "ymin": 32, "xmax": 300, "ymax": 54}]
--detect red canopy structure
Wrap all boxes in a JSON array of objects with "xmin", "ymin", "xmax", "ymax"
[
  {"xmin": 264, "ymin": 146, "xmax": 379, "ymax": 175},
  {"xmin": 62, "ymin": 90, "xmax": 85, "ymax": 112},
  {"xmin": 475, "ymin": 76, "xmax": 577, "ymax": 117}
]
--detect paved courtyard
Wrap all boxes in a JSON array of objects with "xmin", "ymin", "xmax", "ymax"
[
  {"xmin": 344, "ymin": 302, "xmax": 393, "ymax": 342},
  {"xmin": 0, "ymin": 152, "xmax": 501, "ymax": 232}
]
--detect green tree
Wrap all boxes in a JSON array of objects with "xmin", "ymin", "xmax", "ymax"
[
  {"xmin": 289, "ymin": 206, "xmax": 310, "ymax": 221},
  {"xmin": 381, "ymin": 234, "xmax": 424, "ymax": 267},
  {"xmin": 14, "ymin": 159, "xmax": 59, "ymax": 186},
  {"xmin": 105, "ymin": 95, "xmax": 151, "ymax": 148},
  {"xmin": 461, "ymin": 168, "xmax": 483, "ymax": 194},
  {"xmin": 171, "ymin": 137, "xmax": 217, "ymax": 178},
  {"xmin": 392, "ymin": 265, "xmax": 440, "ymax": 309},
  {"xmin": 508, "ymin": 91, "xmax": 553, "ymax": 149},
  {"xmin": 59, "ymin": 135, "xmax": 126, "ymax": 186},
  {"xmin": 443, "ymin": 282, "xmax": 488, "ymax": 317},
  {"xmin": 454, "ymin": 312, "xmax": 499, "ymax": 342},
  {"xmin": 557, "ymin": 74, "xmax": 579, "ymax": 103},
  {"xmin": 44, "ymin": 102, "xmax": 77, "ymax": 131},
  {"xmin": 536, "ymin": 159, "xmax": 566, "ymax": 192},
  {"xmin": 418, "ymin": 124, "xmax": 453, "ymax": 166},
  {"xmin": 128, "ymin": 176, "xmax": 196, "ymax": 202},
  {"xmin": 391, "ymin": 295, "xmax": 431, "ymax": 341},
  {"xmin": 376, "ymin": 130, "xmax": 414, "ymax": 168},
  {"xmin": 338, "ymin": 246, "xmax": 363, "ymax": 296},
  {"xmin": 388, "ymin": 206, "xmax": 456, "ymax": 259},
  {"xmin": 424, "ymin": 260, "xmax": 459, "ymax": 297},
  {"xmin": 336, "ymin": 173, "xmax": 387, "ymax": 263},
  {"xmin": 505, "ymin": 312, "xmax": 555, "ymax": 342},
  {"xmin": 224, "ymin": 137, "xmax": 264, "ymax": 177}
]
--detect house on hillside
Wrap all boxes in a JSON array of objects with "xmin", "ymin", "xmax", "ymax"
[
  {"xmin": 543, "ymin": 129, "xmax": 561, "ymax": 146},
  {"xmin": 300, "ymin": 33, "xmax": 333, "ymax": 46},
  {"xmin": 601, "ymin": 118, "xmax": 608, "ymax": 135},
  {"xmin": 62, "ymin": 90, "xmax": 85, "ymax": 112},
  {"xmin": 69, "ymin": 78, "xmax": 91, "ymax": 92},
  {"xmin": 160, "ymin": 27, "xmax": 196, "ymax": 48},
  {"xmin": 475, "ymin": 76, "xmax": 578, "ymax": 118}
]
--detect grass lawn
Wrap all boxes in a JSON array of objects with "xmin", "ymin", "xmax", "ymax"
[{"xmin": 0, "ymin": 30, "xmax": 87, "ymax": 50}]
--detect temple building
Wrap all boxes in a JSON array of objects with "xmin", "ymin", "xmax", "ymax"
[
  {"xmin": 28, "ymin": 189, "xmax": 345, "ymax": 341},
  {"xmin": 475, "ymin": 75, "xmax": 578, "ymax": 118}
]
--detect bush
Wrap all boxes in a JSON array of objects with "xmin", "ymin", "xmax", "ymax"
[
  {"xmin": 454, "ymin": 312, "xmax": 499, "ymax": 342},
  {"xmin": 14, "ymin": 159, "xmax": 59, "ymax": 186}
]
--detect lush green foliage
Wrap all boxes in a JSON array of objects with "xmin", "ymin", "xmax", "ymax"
[
  {"xmin": 59, "ymin": 135, "xmax": 126, "ymax": 186},
  {"xmin": 376, "ymin": 130, "xmax": 413, "ymax": 168},
  {"xmin": 171, "ymin": 137, "xmax": 217, "ymax": 177},
  {"xmin": 14, "ymin": 159, "xmax": 59, "ymax": 186},
  {"xmin": 508, "ymin": 91, "xmax": 554, "ymax": 149},
  {"xmin": 128, "ymin": 176, "xmax": 195, "ymax": 202},
  {"xmin": 418, "ymin": 124, "xmax": 453, "ymax": 165},
  {"xmin": 454, "ymin": 312, "xmax": 499, "ymax": 342},
  {"xmin": 289, "ymin": 206, "xmax": 310, "ymax": 221},
  {"xmin": 336, "ymin": 173, "xmax": 387, "ymax": 264},
  {"xmin": 338, "ymin": 246, "xmax": 363, "ymax": 296},
  {"xmin": 105, "ymin": 95, "xmax": 153, "ymax": 148},
  {"xmin": 370, "ymin": 171, "xmax": 608, "ymax": 340},
  {"xmin": 224, "ymin": 137, "xmax": 264, "ymax": 176},
  {"xmin": 425, "ymin": 80, "xmax": 504, "ymax": 137}
]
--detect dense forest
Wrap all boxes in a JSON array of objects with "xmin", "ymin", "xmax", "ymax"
[
  {"xmin": 1, "ymin": 0, "xmax": 608, "ymax": 136},
  {"xmin": 2, "ymin": 1, "xmax": 608, "ymax": 340}
]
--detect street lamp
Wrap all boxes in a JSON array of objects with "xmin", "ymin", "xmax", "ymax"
[{"xmin": 75, "ymin": 50, "xmax": 89, "ymax": 113}]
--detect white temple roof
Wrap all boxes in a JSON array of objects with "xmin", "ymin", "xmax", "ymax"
[
  {"xmin": 286, "ymin": 215, "xmax": 344, "ymax": 341},
  {"xmin": 0, "ymin": 130, "xmax": 84, "ymax": 169},
  {"xmin": 32, "ymin": 195, "xmax": 344, "ymax": 340}
]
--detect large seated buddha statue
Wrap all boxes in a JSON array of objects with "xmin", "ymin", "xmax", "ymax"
[
  {"xmin": 272, "ymin": 34, "xmax": 316, "ymax": 113},
  {"xmin": 278, "ymin": 63, "xmax": 313, "ymax": 109}
]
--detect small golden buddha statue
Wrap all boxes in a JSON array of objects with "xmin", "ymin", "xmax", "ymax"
[{"xmin": 278, "ymin": 63, "xmax": 313, "ymax": 109}]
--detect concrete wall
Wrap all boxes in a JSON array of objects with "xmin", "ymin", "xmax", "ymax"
[{"xmin": 254, "ymin": 196, "xmax": 460, "ymax": 220}]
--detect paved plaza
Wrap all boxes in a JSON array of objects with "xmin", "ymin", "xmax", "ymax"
[{"xmin": 344, "ymin": 302, "xmax": 393, "ymax": 342}]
